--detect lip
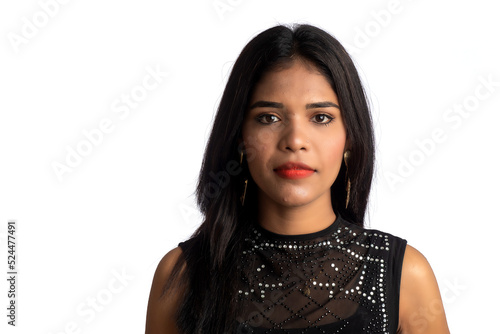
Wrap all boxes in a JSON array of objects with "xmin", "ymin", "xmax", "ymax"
[{"xmin": 274, "ymin": 162, "xmax": 315, "ymax": 179}]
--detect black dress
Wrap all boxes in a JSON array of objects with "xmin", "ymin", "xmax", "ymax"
[{"xmin": 180, "ymin": 213, "xmax": 407, "ymax": 334}]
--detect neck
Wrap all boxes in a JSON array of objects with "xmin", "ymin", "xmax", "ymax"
[{"xmin": 256, "ymin": 191, "xmax": 337, "ymax": 235}]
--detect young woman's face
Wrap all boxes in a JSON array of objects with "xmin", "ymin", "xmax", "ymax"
[{"xmin": 241, "ymin": 60, "xmax": 347, "ymax": 209}]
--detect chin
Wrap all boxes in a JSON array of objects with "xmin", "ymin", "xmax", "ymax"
[
  {"xmin": 281, "ymin": 201, "xmax": 312, "ymax": 208},
  {"xmin": 276, "ymin": 194, "xmax": 314, "ymax": 207}
]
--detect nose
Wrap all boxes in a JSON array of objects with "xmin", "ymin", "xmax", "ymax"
[{"xmin": 279, "ymin": 119, "xmax": 309, "ymax": 152}]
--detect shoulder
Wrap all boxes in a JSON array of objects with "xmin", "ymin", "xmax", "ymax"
[
  {"xmin": 400, "ymin": 245, "xmax": 432, "ymax": 280},
  {"xmin": 398, "ymin": 244, "xmax": 450, "ymax": 334},
  {"xmin": 153, "ymin": 247, "xmax": 185, "ymax": 286},
  {"xmin": 145, "ymin": 246, "xmax": 186, "ymax": 334},
  {"xmin": 342, "ymin": 219, "xmax": 407, "ymax": 252},
  {"xmin": 340, "ymin": 217, "xmax": 403, "ymax": 241}
]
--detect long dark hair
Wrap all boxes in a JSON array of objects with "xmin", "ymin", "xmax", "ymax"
[{"xmin": 164, "ymin": 23, "xmax": 375, "ymax": 333}]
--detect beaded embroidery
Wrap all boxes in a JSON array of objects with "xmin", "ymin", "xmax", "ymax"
[{"xmin": 235, "ymin": 214, "xmax": 406, "ymax": 334}]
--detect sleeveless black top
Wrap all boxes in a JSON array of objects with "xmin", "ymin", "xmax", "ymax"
[{"xmin": 179, "ymin": 213, "xmax": 407, "ymax": 334}]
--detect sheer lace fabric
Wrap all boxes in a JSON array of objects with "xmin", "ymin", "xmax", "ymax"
[{"xmin": 234, "ymin": 214, "xmax": 407, "ymax": 334}]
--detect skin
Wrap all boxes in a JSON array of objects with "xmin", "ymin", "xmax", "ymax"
[
  {"xmin": 145, "ymin": 247, "xmax": 184, "ymax": 334},
  {"xmin": 145, "ymin": 60, "xmax": 450, "ymax": 334}
]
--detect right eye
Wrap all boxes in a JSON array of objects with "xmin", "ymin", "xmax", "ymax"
[{"xmin": 256, "ymin": 114, "xmax": 280, "ymax": 124}]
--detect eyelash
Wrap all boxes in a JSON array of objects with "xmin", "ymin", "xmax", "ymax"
[
  {"xmin": 312, "ymin": 114, "xmax": 334, "ymax": 125},
  {"xmin": 256, "ymin": 113, "xmax": 335, "ymax": 126},
  {"xmin": 256, "ymin": 114, "xmax": 280, "ymax": 124}
]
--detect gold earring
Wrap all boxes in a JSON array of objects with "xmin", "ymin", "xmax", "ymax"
[
  {"xmin": 344, "ymin": 150, "xmax": 351, "ymax": 209},
  {"xmin": 240, "ymin": 179, "xmax": 248, "ymax": 206},
  {"xmin": 239, "ymin": 151, "xmax": 248, "ymax": 206}
]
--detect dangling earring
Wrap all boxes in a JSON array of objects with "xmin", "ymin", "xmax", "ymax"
[
  {"xmin": 344, "ymin": 150, "xmax": 351, "ymax": 209},
  {"xmin": 240, "ymin": 151, "xmax": 248, "ymax": 206}
]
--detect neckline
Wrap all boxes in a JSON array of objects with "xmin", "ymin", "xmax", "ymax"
[{"xmin": 253, "ymin": 211, "xmax": 343, "ymax": 242}]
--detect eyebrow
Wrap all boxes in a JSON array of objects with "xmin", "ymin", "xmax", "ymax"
[
  {"xmin": 248, "ymin": 101, "xmax": 284, "ymax": 109},
  {"xmin": 248, "ymin": 100, "xmax": 340, "ymax": 110},
  {"xmin": 306, "ymin": 101, "xmax": 340, "ymax": 109}
]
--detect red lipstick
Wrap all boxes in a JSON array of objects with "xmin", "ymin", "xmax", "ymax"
[{"xmin": 274, "ymin": 162, "xmax": 315, "ymax": 179}]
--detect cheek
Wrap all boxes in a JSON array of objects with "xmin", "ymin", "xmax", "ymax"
[
  {"xmin": 322, "ymin": 136, "xmax": 346, "ymax": 170},
  {"xmin": 242, "ymin": 128, "xmax": 275, "ymax": 165}
]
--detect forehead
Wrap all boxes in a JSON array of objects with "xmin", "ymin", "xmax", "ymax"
[{"xmin": 250, "ymin": 60, "xmax": 336, "ymax": 101}]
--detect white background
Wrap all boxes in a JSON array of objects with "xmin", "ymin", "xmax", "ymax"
[{"xmin": 1, "ymin": 0, "xmax": 499, "ymax": 333}]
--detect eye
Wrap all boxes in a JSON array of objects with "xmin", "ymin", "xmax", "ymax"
[
  {"xmin": 256, "ymin": 114, "xmax": 280, "ymax": 124},
  {"xmin": 312, "ymin": 114, "xmax": 334, "ymax": 124}
]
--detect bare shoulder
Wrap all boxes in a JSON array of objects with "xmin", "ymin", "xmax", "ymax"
[
  {"xmin": 152, "ymin": 247, "xmax": 185, "ymax": 285},
  {"xmin": 145, "ymin": 246, "xmax": 186, "ymax": 334},
  {"xmin": 401, "ymin": 244, "xmax": 433, "ymax": 279},
  {"xmin": 398, "ymin": 244, "xmax": 450, "ymax": 334}
]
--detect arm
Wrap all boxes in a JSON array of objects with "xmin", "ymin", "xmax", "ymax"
[
  {"xmin": 145, "ymin": 247, "xmax": 185, "ymax": 334},
  {"xmin": 398, "ymin": 245, "xmax": 450, "ymax": 334}
]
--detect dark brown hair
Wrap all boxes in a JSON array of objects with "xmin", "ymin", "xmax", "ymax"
[{"xmin": 164, "ymin": 23, "xmax": 375, "ymax": 333}]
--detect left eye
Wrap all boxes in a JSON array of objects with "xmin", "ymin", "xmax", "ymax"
[{"xmin": 312, "ymin": 114, "xmax": 334, "ymax": 124}]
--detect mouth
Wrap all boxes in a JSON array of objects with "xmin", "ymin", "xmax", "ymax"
[{"xmin": 273, "ymin": 162, "xmax": 316, "ymax": 179}]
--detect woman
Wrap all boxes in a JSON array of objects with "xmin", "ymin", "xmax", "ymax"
[{"xmin": 145, "ymin": 24, "xmax": 450, "ymax": 334}]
